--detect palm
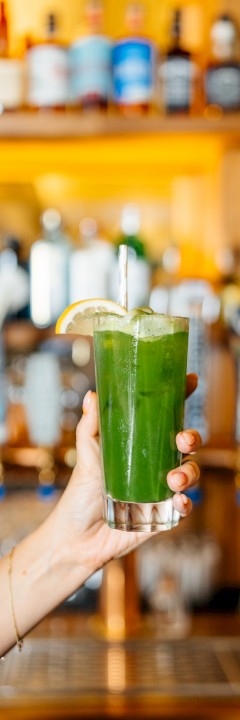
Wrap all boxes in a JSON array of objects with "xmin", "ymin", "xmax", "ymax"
[{"xmin": 60, "ymin": 434, "xmax": 147, "ymax": 571}]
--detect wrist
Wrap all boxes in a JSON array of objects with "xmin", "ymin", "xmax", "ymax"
[{"xmin": 10, "ymin": 515, "xmax": 95, "ymax": 642}]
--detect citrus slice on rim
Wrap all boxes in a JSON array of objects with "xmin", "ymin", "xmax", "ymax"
[{"xmin": 55, "ymin": 298, "xmax": 127, "ymax": 336}]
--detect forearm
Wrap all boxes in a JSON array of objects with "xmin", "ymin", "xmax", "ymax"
[{"xmin": 0, "ymin": 513, "xmax": 92, "ymax": 657}]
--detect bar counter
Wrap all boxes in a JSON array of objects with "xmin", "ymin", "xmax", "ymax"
[
  {"xmin": 1, "ymin": 465, "xmax": 240, "ymax": 719},
  {"xmin": 1, "ymin": 611, "xmax": 240, "ymax": 720}
]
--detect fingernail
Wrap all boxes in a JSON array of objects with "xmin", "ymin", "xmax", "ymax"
[
  {"xmin": 171, "ymin": 471, "xmax": 187, "ymax": 489},
  {"xmin": 182, "ymin": 496, "xmax": 189, "ymax": 507},
  {"xmin": 180, "ymin": 431, "xmax": 196, "ymax": 446},
  {"xmin": 82, "ymin": 390, "xmax": 92, "ymax": 415}
]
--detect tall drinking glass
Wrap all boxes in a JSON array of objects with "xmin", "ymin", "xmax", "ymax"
[{"xmin": 93, "ymin": 310, "xmax": 189, "ymax": 532}]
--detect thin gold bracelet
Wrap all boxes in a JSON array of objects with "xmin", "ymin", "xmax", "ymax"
[{"xmin": 8, "ymin": 547, "xmax": 23, "ymax": 652}]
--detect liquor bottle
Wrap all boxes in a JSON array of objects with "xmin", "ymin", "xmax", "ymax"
[
  {"xmin": 112, "ymin": 1, "xmax": 156, "ymax": 115},
  {"xmin": 0, "ymin": 1, "xmax": 7, "ymax": 57},
  {"xmin": 69, "ymin": 0, "xmax": 112, "ymax": 110},
  {"xmin": 205, "ymin": 14, "xmax": 240, "ymax": 112},
  {"xmin": 0, "ymin": 1, "xmax": 23, "ymax": 111},
  {"xmin": 158, "ymin": 8, "xmax": 198, "ymax": 114},
  {"xmin": 109, "ymin": 204, "xmax": 151, "ymax": 309},
  {"xmin": 168, "ymin": 279, "xmax": 220, "ymax": 444},
  {"xmin": 69, "ymin": 217, "xmax": 115, "ymax": 303},
  {"xmin": 0, "ymin": 235, "xmax": 30, "ymax": 320},
  {"xmin": 24, "ymin": 352, "xmax": 62, "ymax": 499},
  {"xmin": 26, "ymin": 12, "xmax": 68, "ymax": 110},
  {"xmin": 0, "ymin": 236, "xmax": 29, "ymax": 326},
  {"xmin": 30, "ymin": 209, "xmax": 71, "ymax": 328}
]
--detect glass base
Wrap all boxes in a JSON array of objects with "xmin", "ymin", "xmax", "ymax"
[{"xmin": 103, "ymin": 495, "xmax": 180, "ymax": 532}]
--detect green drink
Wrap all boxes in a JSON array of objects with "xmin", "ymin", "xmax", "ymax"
[{"xmin": 93, "ymin": 310, "xmax": 189, "ymax": 532}]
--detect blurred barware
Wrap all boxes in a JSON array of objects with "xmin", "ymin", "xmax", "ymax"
[{"xmin": 24, "ymin": 352, "xmax": 62, "ymax": 498}]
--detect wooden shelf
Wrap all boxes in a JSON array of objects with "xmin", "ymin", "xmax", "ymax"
[{"xmin": 1, "ymin": 111, "xmax": 240, "ymax": 139}]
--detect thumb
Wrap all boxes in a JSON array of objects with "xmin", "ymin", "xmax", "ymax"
[{"xmin": 76, "ymin": 391, "xmax": 99, "ymax": 471}]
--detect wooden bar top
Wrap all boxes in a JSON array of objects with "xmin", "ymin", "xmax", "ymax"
[{"xmin": 1, "ymin": 612, "xmax": 240, "ymax": 720}]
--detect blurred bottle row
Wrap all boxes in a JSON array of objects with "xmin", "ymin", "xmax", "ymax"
[
  {"xmin": 1, "ymin": 200, "xmax": 240, "ymax": 461},
  {"xmin": 1, "ymin": 0, "xmax": 240, "ymax": 114},
  {"xmin": 1, "ymin": 203, "xmax": 240, "ymax": 330},
  {"xmin": 0, "ymin": 204, "xmax": 153, "ymax": 327}
]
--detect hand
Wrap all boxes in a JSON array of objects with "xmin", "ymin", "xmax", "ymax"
[
  {"xmin": 54, "ymin": 374, "xmax": 201, "ymax": 579},
  {"xmin": 0, "ymin": 373, "xmax": 202, "ymax": 656}
]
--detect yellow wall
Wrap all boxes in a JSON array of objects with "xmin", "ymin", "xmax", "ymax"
[
  {"xmin": 0, "ymin": 133, "xmax": 224, "ymax": 278},
  {"xmin": 7, "ymin": 0, "xmax": 234, "ymax": 53}
]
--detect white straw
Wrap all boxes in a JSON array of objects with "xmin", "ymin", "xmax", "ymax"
[{"xmin": 118, "ymin": 244, "xmax": 128, "ymax": 310}]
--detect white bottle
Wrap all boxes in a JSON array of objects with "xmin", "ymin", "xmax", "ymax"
[
  {"xmin": 24, "ymin": 352, "xmax": 62, "ymax": 447},
  {"xmin": 69, "ymin": 217, "xmax": 115, "ymax": 303},
  {"xmin": 26, "ymin": 13, "xmax": 68, "ymax": 109},
  {"xmin": 30, "ymin": 209, "xmax": 71, "ymax": 328}
]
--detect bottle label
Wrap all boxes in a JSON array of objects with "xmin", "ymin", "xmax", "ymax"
[
  {"xmin": 205, "ymin": 65, "xmax": 240, "ymax": 110},
  {"xmin": 112, "ymin": 38, "xmax": 155, "ymax": 104},
  {"xmin": 0, "ymin": 59, "xmax": 23, "ymax": 109},
  {"xmin": 160, "ymin": 57, "xmax": 195, "ymax": 111},
  {"xmin": 69, "ymin": 36, "xmax": 112, "ymax": 102},
  {"xmin": 27, "ymin": 46, "xmax": 68, "ymax": 107}
]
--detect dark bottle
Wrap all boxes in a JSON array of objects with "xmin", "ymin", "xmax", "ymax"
[
  {"xmin": 159, "ymin": 8, "xmax": 197, "ymax": 114},
  {"xmin": 205, "ymin": 14, "xmax": 240, "ymax": 112}
]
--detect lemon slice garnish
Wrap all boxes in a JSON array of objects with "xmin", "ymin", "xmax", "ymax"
[{"xmin": 56, "ymin": 298, "xmax": 127, "ymax": 336}]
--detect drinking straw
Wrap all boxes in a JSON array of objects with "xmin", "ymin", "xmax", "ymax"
[{"xmin": 118, "ymin": 244, "xmax": 128, "ymax": 310}]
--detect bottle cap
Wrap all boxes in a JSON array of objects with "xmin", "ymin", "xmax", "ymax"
[
  {"xmin": 211, "ymin": 15, "xmax": 237, "ymax": 45},
  {"xmin": 79, "ymin": 217, "xmax": 98, "ymax": 243},
  {"xmin": 121, "ymin": 204, "xmax": 141, "ymax": 236},
  {"xmin": 41, "ymin": 209, "xmax": 62, "ymax": 234}
]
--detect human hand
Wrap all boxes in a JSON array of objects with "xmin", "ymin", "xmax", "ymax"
[
  {"xmin": 0, "ymin": 373, "xmax": 201, "ymax": 656},
  {"xmin": 54, "ymin": 374, "xmax": 201, "ymax": 581}
]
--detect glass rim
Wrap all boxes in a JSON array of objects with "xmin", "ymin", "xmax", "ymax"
[{"xmin": 93, "ymin": 311, "xmax": 189, "ymax": 335}]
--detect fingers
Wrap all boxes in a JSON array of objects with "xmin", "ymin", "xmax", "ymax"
[
  {"xmin": 167, "ymin": 456, "xmax": 201, "ymax": 517},
  {"xmin": 167, "ymin": 459, "xmax": 200, "ymax": 494},
  {"xmin": 172, "ymin": 493, "xmax": 192, "ymax": 516},
  {"xmin": 75, "ymin": 391, "xmax": 99, "ymax": 470},
  {"xmin": 186, "ymin": 373, "xmax": 198, "ymax": 398},
  {"xmin": 176, "ymin": 428, "xmax": 202, "ymax": 454}
]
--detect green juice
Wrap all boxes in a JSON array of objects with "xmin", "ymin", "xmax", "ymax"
[{"xmin": 94, "ymin": 314, "xmax": 189, "ymax": 507}]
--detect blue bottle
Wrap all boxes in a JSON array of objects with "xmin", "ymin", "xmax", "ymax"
[{"xmin": 112, "ymin": 2, "xmax": 156, "ymax": 115}]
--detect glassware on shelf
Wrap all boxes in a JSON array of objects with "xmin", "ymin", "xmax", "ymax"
[
  {"xmin": 0, "ymin": 239, "xmax": 29, "ymax": 329},
  {"xmin": 150, "ymin": 279, "xmax": 220, "ymax": 444},
  {"xmin": 69, "ymin": 216, "xmax": 115, "ymax": 303},
  {"xmin": 30, "ymin": 209, "xmax": 71, "ymax": 328},
  {"xmin": 205, "ymin": 14, "xmax": 240, "ymax": 113},
  {"xmin": 137, "ymin": 531, "xmax": 221, "ymax": 635},
  {"xmin": 24, "ymin": 352, "xmax": 62, "ymax": 499},
  {"xmin": 0, "ymin": 1, "xmax": 23, "ymax": 113},
  {"xmin": 69, "ymin": 0, "xmax": 112, "ymax": 111},
  {"xmin": 112, "ymin": 1, "xmax": 156, "ymax": 115},
  {"xmin": 158, "ymin": 8, "xmax": 199, "ymax": 115},
  {"xmin": 170, "ymin": 280, "xmax": 220, "ymax": 444},
  {"xmin": 25, "ymin": 12, "xmax": 68, "ymax": 110},
  {"xmin": 0, "ymin": 1, "xmax": 7, "ymax": 58}
]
